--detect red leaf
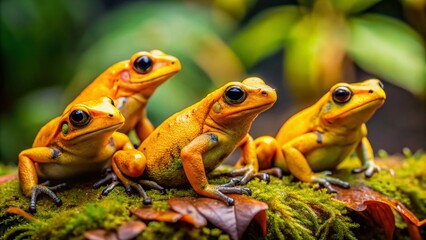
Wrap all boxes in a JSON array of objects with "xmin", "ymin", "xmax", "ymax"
[
  {"xmin": 334, "ymin": 184, "xmax": 426, "ymax": 240},
  {"xmin": 168, "ymin": 197, "xmax": 208, "ymax": 228},
  {"xmin": 117, "ymin": 221, "xmax": 146, "ymax": 240},
  {"xmin": 192, "ymin": 194, "xmax": 268, "ymax": 240},
  {"xmin": 130, "ymin": 208, "xmax": 182, "ymax": 222}
]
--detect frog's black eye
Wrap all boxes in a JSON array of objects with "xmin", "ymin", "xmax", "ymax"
[
  {"xmin": 332, "ymin": 86, "xmax": 352, "ymax": 103},
  {"xmin": 224, "ymin": 86, "xmax": 247, "ymax": 104},
  {"xmin": 378, "ymin": 81, "xmax": 384, "ymax": 89},
  {"xmin": 69, "ymin": 110, "xmax": 91, "ymax": 127},
  {"xmin": 133, "ymin": 56, "xmax": 153, "ymax": 74}
]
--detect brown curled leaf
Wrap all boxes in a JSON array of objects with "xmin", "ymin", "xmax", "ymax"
[
  {"xmin": 334, "ymin": 184, "xmax": 426, "ymax": 240},
  {"xmin": 192, "ymin": 194, "xmax": 268, "ymax": 240},
  {"xmin": 168, "ymin": 197, "xmax": 207, "ymax": 228},
  {"xmin": 117, "ymin": 221, "xmax": 146, "ymax": 240},
  {"xmin": 84, "ymin": 229, "xmax": 118, "ymax": 240}
]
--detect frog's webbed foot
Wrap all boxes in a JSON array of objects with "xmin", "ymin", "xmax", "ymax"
[
  {"xmin": 94, "ymin": 169, "xmax": 157, "ymax": 205},
  {"xmin": 29, "ymin": 181, "xmax": 67, "ymax": 213},
  {"xmin": 93, "ymin": 168, "xmax": 116, "ymax": 189},
  {"xmin": 312, "ymin": 171, "xmax": 350, "ymax": 193},
  {"xmin": 352, "ymin": 161, "xmax": 394, "ymax": 177},
  {"xmin": 225, "ymin": 166, "xmax": 282, "ymax": 185},
  {"xmin": 207, "ymin": 183, "xmax": 252, "ymax": 206}
]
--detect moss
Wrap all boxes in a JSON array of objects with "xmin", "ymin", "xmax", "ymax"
[{"xmin": 1, "ymin": 153, "xmax": 425, "ymax": 239}]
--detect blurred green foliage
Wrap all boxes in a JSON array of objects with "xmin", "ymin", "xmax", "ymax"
[
  {"xmin": 232, "ymin": 0, "xmax": 426, "ymax": 100},
  {"xmin": 1, "ymin": 0, "xmax": 425, "ymax": 164}
]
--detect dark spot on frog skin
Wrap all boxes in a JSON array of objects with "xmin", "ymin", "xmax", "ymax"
[
  {"xmin": 109, "ymin": 138, "xmax": 115, "ymax": 147},
  {"xmin": 51, "ymin": 148, "xmax": 61, "ymax": 159},
  {"xmin": 316, "ymin": 132, "xmax": 323, "ymax": 144},
  {"xmin": 157, "ymin": 132, "xmax": 160, "ymax": 138},
  {"xmin": 207, "ymin": 133, "xmax": 218, "ymax": 143}
]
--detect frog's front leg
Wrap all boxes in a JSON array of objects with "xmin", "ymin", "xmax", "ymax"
[
  {"xmin": 282, "ymin": 133, "xmax": 350, "ymax": 192},
  {"xmin": 135, "ymin": 110, "xmax": 155, "ymax": 142},
  {"xmin": 181, "ymin": 133, "xmax": 251, "ymax": 206},
  {"xmin": 352, "ymin": 137, "xmax": 384, "ymax": 177},
  {"xmin": 18, "ymin": 148, "xmax": 66, "ymax": 213}
]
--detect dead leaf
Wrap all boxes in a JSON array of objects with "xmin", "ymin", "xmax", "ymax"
[
  {"xmin": 168, "ymin": 197, "xmax": 207, "ymax": 228},
  {"xmin": 334, "ymin": 184, "xmax": 426, "ymax": 240},
  {"xmin": 130, "ymin": 208, "xmax": 183, "ymax": 223},
  {"xmin": 117, "ymin": 221, "xmax": 146, "ymax": 240},
  {"xmin": 84, "ymin": 229, "xmax": 118, "ymax": 240},
  {"xmin": 0, "ymin": 173, "xmax": 18, "ymax": 184},
  {"xmin": 192, "ymin": 194, "xmax": 268, "ymax": 240},
  {"xmin": 132, "ymin": 195, "xmax": 268, "ymax": 240},
  {"xmin": 6, "ymin": 207, "xmax": 36, "ymax": 221}
]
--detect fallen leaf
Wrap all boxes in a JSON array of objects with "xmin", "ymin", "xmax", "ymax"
[
  {"xmin": 117, "ymin": 221, "xmax": 146, "ymax": 240},
  {"xmin": 192, "ymin": 194, "xmax": 268, "ymax": 240},
  {"xmin": 130, "ymin": 208, "xmax": 183, "ymax": 223},
  {"xmin": 6, "ymin": 207, "xmax": 36, "ymax": 221},
  {"xmin": 0, "ymin": 173, "xmax": 18, "ymax": 184},
  {"xmin": 168, "ymin": 197, "xmax": 208, "ymax": 228},
  {"xmin": 84, "ymin": 229, "xmax": 118, "ymax": 240},
  {"xmin": 334, "ymin": 184, "xmax": 426, "ymax": 240}
]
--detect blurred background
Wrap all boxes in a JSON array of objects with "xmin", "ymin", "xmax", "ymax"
[{"xmin": 1, "ymin": 0, "xmax": 425, "ymax": 165}]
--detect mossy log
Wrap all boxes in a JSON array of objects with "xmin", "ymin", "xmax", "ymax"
[{"xmin": 0, "ymin": 152, "xmax": 425, "ymax": 239}]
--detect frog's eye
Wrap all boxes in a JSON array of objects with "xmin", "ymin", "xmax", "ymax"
[
  {"xmin": 69, "ymin": 110, "xmax": 91, "ymax": 127},
  {"xmin": 133, "ymin": 56, "xmax": 153, "ymax": 74},
  {"xmin": 332, "ymin": 87, "xmax": 352, "ymax": 103},
  {"xmin": 224, "ymin": 86, "xmax": 247, "ymax": 104}
]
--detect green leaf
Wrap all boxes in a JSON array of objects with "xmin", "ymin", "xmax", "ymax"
[
  {"xmin": 231, "ymin": 6, "xmax": 301, "ymax": 67},
  {"xmin": 347, "ymin": 14, "xmax": 426, "ymax": 97},
  {"xmin": 331, "ymin": 0, "xmax": 382, "ymax": 14}
]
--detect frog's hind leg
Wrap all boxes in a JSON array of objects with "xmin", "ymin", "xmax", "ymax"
[
  {"xmin": 101, "ymin": 149, "xmax": 154, "ymax": 205},
  {"xmin": 230, "ymin": 136, "xmax": 284, "ymax": 184}
]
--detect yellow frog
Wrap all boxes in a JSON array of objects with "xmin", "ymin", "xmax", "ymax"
[
  {"xmin": 100, "ymin": 77, "xmax": 277, "ymax": 205},
  {"xmin": 65, "ymin": 50, "xmax": 181, "ymax": 141},
  {"xmin": 246, "ymin": 79, "xmax": 386, "ymax": 192},
  {"xmin": 19, "ymin": 97, "xmax": 138, "ymax": 212}
]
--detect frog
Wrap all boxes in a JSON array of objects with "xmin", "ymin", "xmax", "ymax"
[
  {"xmin": 65, "ymin": 50, "xmax": 181, "ymax": 142},
  {"xmin": 100, "ymin": 77, "xmax": 277, "ymax": 205},
  {"xmin": 243, "ymin": 79, "xmax": 386, "ymax": 192},
  {"xmin": 18, "ymin": 97, "xmax": 139, "ymax": 212}
]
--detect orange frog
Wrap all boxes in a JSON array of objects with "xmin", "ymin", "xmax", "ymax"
[
  {"xmin": 244, "ymin": 79, "xmax": 386, "ymax": 192},
  {"xmin": 19, "ymin": 97, "xmax": 141, "ymax": 212},
  {"xmin": 66, "ymin": 50, "xmax": 181, "ymax": 141},
  {"xmin": 100, "ymin": 77, "xmax": 277, "ymax": 205}
]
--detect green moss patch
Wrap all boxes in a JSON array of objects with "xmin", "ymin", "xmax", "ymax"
[{"xmin": 1, "ymin": 153, "xmax": 425, "ymax": 239}]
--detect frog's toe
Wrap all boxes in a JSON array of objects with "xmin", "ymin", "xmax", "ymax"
[
  {"xmin": 101, "ymin": 181, "xmax": 120, "ymax": 196},
  {"xmin": 254, "ymin": 172, "xmax": 270, "ymax": 183},
  {"xmin": 29, "ymin": 185, "xmax": 63, "ymax": 213},
  {"xmin": 260, "ymin": 167, "xmax": 283, "ymax": 178},
  {"xmin": 351, "ymin": 166, "xmax": 367, "ymax": 174},
  {"xmin": 143, "ymin": 198, "xmax": 152, "ymax": 205}
]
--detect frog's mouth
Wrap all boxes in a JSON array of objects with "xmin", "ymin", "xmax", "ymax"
[
  {"xmin": 72, "ymin": 123, "xmax": 123, "ymax": 142},
  {"xmin": 328, "ymin": 98, "xmax": 385, "ymax": 120},
  {"xmin": 130, "ymin": 71, "xmax": 179, "ymax": 84}
]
